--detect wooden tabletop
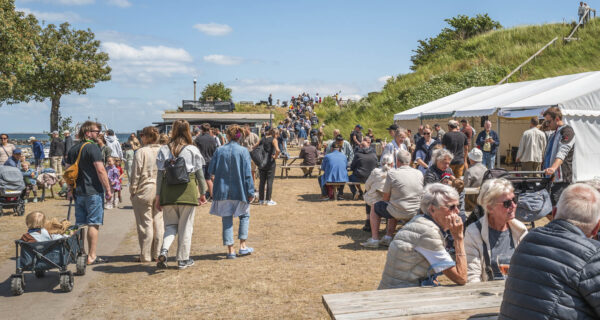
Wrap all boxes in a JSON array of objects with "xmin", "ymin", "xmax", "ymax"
[{"xmin": 322, "ymin": 280, "xmax": 505, "ymax": 320}]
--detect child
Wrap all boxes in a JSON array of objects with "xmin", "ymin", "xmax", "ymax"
[
  {"xmin": 21, "ymin": 161, "xmax": 38, "ymax": 203},
  {"xmin": 20, "ymin": 211, "xmax": 66, "ymax": 242},
  {"xmin": 105, "ymin": 157, "xmax": 121, "ymax": 209},
  {"xmin": 115, "ymin": 159, "xmax": 124, "ymax": 203}
]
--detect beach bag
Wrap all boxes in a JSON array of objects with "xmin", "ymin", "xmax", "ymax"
[
  {"xmin": 164, "ymin": 146, "xmax": 190, "ymax": 185},
  {"xmin": 250, "ymin": 144, "xmax": 269, "ymax": 169},
  {"xmin": 63, "ymin": 142, "xmax": 90, "ymax": 188},
  {"xmin": 515, "ymin": 189, "xmax": 552, "ymax": 222}
]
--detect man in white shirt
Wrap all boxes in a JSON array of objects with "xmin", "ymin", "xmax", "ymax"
[{"xmin": 516, "ymin": 117, "xmax": 547, "ymax": 176}]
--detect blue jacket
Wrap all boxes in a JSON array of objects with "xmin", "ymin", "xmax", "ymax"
[
  {"xmin": 320, "ymin": 150, "xmax": 348, "ymax": 186},
  {"xmin": 32, "ymin": 141, "xmax": 45, "ymax": 159},
  {"xmin": 208, "ymin": 141, "xmax": 255, "ymax": 203},
  {"xmin": 475, "ymin": 130, "xmax": 499, "ymax": 154},
  {"xmin": 4, "ymin": 156, "xmax": 20, "ymax": 168}
]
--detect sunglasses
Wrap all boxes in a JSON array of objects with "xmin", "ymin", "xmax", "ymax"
[
  {"xmin": 444, "ymin": 204, "xmax": 459, "ymax": 211},
  {"xmin": 423, "ymin": 132, "xmax": 431, "ymax": 135},
  {"xmin": 498, "ymin": 198, "xmax": 517, "ymax": 208}
]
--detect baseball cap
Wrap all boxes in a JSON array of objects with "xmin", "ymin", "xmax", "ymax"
[
  {"xmin": 355, "ymin": 124, "xmax": 363, "ymax": 129},
  {"xmin": 13, "ymin": 148, "xmax": 22, "ymax": 154},
  {"xmin": 63, "ymin": 130, "xmax": 70, "ymax": 134},
  {"xmin": 335, "ymin": 134, "xmax": 344, "ymax": 141},
  {"xmin": 27, "ymin": 136, "xmax": 36, "ymax": 142},
  {"xmin": 386, "ymin": 124, "xmax": 398, "ymax": 131},
  {"xmin": 51, "ymin": 131, "xmax": 58, "ymax": 135}
]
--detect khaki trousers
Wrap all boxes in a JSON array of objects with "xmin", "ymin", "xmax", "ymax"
[
  {"xmin": 161, "ymin": 204, "xmax": 196, "ymax": 261},
  {"xmin": 450, "ymin": 163, "xmax": 465, "ymax": 179},
  {"xmin": 51, "ymin": 156, "xmax": 63, "ymax": 176},
  {"xmin": 131, "ymin": 196, "xmax": 164, "ymax": 262},
  {"xmin": 521, "ymin": 162, "xmax": 542, "ymax": 176}
]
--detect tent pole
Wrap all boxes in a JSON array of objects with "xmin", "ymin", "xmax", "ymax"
[{"xmin": 496, "ymin": 116, "xmax": 501, "ymax": 168}]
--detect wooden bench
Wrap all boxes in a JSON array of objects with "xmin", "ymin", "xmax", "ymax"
[
  {"xmin": 280, "ymin": 165, "xmax": 321, "ymax": 178},
  {"xmin": 325, "ymin": 182, "xmax": 364, "ymax": 201},
  {"xmin": 322, "ymin": 280, "xmax": 505, "ymax": 319}
]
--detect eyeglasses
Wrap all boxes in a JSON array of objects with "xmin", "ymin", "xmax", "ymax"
[
  {"xmin": 423, "ymin": 132, "xmax": 431, "ymax": 135},
  {"xmin": 0, "ymin": 137, "xmax": 7, "ymax": 140},
  {"xmin": 443, "ymin": 204, "xmax": 459, "ymax": 211},
  {"xmin": 90, "ymin": 130, "xmax": 101, "ymax": 133},
  {"xmin": 497, "ymin": 198, "xmax": 517, "ymax": 208}
]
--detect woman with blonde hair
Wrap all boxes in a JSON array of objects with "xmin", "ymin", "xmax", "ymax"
[
  {"xmin": 257, "ymin": 126, "xmax": 280, "ymax": 205},
  {"xmin": 130, "ymin": 126, "xmax": 164, "ymax": 263},
  {"xmin": 154, "ymin": 120, "xmax": 208, "ymax": 270},
  {"xmin": 208, "ymin": 124, "xmax": 255, "ymax": 258},
  {"xmin": 464, "ymin": 178, "xmax": 527, "ymax": 282}
]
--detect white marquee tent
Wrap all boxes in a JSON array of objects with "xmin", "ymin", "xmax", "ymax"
[{"xmin": 393, "ymin": 71, "xmax": 600, "ymax": 182}]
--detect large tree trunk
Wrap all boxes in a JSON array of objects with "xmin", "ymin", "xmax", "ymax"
[{"xmin": 50, "ymin": 94, "xmax": 61, "ymax": 132}]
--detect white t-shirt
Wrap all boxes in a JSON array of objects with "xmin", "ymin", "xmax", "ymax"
[
  {"xmin": 156, "ymin": 144, "xmax": 205, "ymax": 173},
  {"xmin": 414, "ymin": 246, "xmax": 455, "ymax": 273}
]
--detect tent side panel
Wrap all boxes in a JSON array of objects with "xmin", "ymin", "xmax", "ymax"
[{"xmin": 564, "ymin": 115, "xmax": 600, "ymax": 182}]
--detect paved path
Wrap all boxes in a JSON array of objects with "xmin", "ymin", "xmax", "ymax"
[{"xmin": 0, "ymin": 189, "xmax": 136, "ymax": 319}]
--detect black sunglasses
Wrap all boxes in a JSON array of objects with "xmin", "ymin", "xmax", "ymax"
[
  {"xmin": 444, "ymin": 204, "xmax": 459, "ymax": 211},
  {"xmin": 499, "ymin": 198, "xmax": 517, "ymax": 208},
  {"xmin": 423, "ymin": 132, "xmax": 431, "ymax": 135}
]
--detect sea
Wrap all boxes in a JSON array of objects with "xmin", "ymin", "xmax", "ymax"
[{"xmin": 5, "ymin": 133, "xmax": 131, "ymax": 158}]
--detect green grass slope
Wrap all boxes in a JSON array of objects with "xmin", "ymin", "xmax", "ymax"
[{"xmin": 317, "ymin": 19, "xmax": 600, "ymax": 139}]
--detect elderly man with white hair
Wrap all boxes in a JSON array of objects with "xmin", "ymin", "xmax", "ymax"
[
  {"xmin": 475, "ymin": 120, "xmax": 499, "ymax": 169},
  {"xmin": 465, "ymin": 178, "xmax": 528, "ymax": 282},
  {"xmin": 500, "ymin": 183, "xmax": 600, "ymax": 319},
  {"xmin": 378, "ymin": 183, "xmax": 467, "ymax": 289},
  {"xmin": 362, "ymin": 150, "xmax": 423, "ymax": 248}
]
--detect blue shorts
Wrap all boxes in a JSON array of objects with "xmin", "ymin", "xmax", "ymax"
[
  {"xmin": 75, "ymin": 193, "xmax": 104, "ymax": 226},
  {"xmin": 374, "ymin": 201, "xmax": 394, "ymax": 219}
]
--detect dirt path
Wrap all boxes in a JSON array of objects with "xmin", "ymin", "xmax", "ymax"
[{"xmin": 0, "ymin": 189, "xmax": 136, "ymax": 319}]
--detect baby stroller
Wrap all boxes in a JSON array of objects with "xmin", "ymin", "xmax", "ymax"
[
  {"xmin": 0, "ymin": 166, "xmax": 26, "ymax": 216},
  {"xmin": 11, "ymin": 226, "xmax": 87, "ymax": 295}
]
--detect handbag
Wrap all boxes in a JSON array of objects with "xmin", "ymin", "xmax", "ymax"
[
  {"xmin": 250, "ymin": 142, "xmax": 269, "ymax": 169},
  {"xmin": 164, "ymin": 146, "xmax": 190, "ymax": 185}
]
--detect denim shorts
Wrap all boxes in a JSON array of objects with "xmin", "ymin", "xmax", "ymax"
[
  {"xmin": 75, "ymin": 193, "xmax": 104, "ymax": 226},
  {"xmin": 374, "ymin": 201, "xmax": 394, "ymax": 219}
]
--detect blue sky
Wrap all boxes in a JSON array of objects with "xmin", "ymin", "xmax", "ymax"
[{"xmin": 1, "ymin": 0, "xmax": 582, "ymax": 132}]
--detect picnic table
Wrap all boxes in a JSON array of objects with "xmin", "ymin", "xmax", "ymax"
[
  {"xmin": 322, "ymin": 280, "xmax": 505, "ymax": 320},
  {"xmin": 280, "ymin": 155, "xmax": 323, "ymax": 178}
]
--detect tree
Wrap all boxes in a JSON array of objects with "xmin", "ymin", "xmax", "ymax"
[
  {"xmin": 0, "ymin": 0, "xmax": 41, "ymax": 104},
  {"xmin": 34, "ymin": 22, "xmax": 111, "ymax": 132},
  {"xmin": 410, "ymin": 14, "xmax": 502, "ymax": 70},
  {"xmin": 200, "ymin": 82, "xmax": 232, "ymax": 101}
]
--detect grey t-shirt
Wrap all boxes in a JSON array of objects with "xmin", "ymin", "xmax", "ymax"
[
  {"xmin": 489, "ymin": 228, "xmax": 515, "ymax": 279},
  {"xmin": 382, "ymin": 166, "xmax": 424, "ymax": 220}
]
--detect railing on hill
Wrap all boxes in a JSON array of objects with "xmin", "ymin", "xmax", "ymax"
[
  {"xmin": 565, "ymin": 8, "xmax": 595, "ymax": 41},
  {"xmin": 497, "ymin": 36, "xmax": 559, "ymax": 85}
]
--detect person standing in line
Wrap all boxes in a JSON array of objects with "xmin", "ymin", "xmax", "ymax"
[
  {"xmin": 65, "ymin": 121, "xmax": 112, "ymax": 265},
  {"xmin": 130, "ymin": 126, "xmax": 164, "ymax": 263},
  {"xmin": 194, "ymin": 123, "xmax": 218, "ymax": 199},
  {"xmin": 0, "ymin": 133, "xmax": 16, "ymax": 165},
  {"xmin": 49, "ymin": 131, "xmax": 65, "ymax": 177},
  {"xmin": 155, "ymin": 119, "xmax": 208, "ymax": 270},
  {"xmin": 543, "ymin": 107, "xmax": 575, "ymax": 209},
  {"xmin": 258, "ymin": 127, "xmax": 280, "ymax": 205},
  {"xmin": 476, "ymin": 120, "xmax": 499, "ymax": 169},
  {"xmin": 208, "ymin": 125, "xmax": 255, "ymax": 259},
  {"xmin": 29, "ymin": 136, "xmax": 45, "ymax": 170},
  {"xmin": 442, "ymin": 120, "xmax": 469, "ymax": 178},
  {"xmin": 515, "ymin": 117, "xmax": 547, "ymax": 175}
]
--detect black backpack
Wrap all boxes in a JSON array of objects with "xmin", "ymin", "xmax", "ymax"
[
  {"xmin": 165, "ymin": 146, "xmax": 190, "ymax": 185},
  {"xmin": 250, "ymin": 143, "xmax": 269, "ymax": 169}
]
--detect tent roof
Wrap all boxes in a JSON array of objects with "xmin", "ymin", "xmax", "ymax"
[{"xmin": 394, "ymin": 71, "xmax": 600, "ymax": 120}]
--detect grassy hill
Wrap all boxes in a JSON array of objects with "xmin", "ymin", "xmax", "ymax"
[{"xmin": 316, "ymin": 19, "xmax": 600, "ymax": 139}]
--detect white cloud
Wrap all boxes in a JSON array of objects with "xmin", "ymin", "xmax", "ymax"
[
  {"xmin": 107, "ymin": 0, "xmax": 131, "ymax": 7},
  {"xmin": 193, "ymin": 23, "xmax": 232, "ymax": 36},
  {"xmin": 19, "ymin": 0, "xmax": 95, "ymax": 5},
  {"xmin": 378, "ymin": 75, "xmax": 392, "ymax": 83},
  {"xmin": 101, "ymin": 42, "xmax": 195, "ymax": 83},
  {"xmin": 17, "ymin": 7, "xmax": 87, "ymax": 23},
  {"xmin": 203, "ymin": 54, "xmax": 243, "ymax": 66}
]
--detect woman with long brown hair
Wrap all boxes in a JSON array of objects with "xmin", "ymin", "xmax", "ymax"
[
  {"xmin": 208, "ymin": 124, "xmax": 255, "ymax": 258},
  {"xmin": 154, "ymin": 120, "xmax": 208, "ymax": 270},
  {"xmin": 130, "ymin": 126, "xmax": 164, "ymax": 263}
]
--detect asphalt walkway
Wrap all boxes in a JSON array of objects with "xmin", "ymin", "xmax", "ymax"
[{"xmin": 0, "ymin": 189, "xmax": 136, "ymax": 319}]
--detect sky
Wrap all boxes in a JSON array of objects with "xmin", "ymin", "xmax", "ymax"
[{"xmin": 1, "ymin": 0, "xmax": 583, "ymax": 132}]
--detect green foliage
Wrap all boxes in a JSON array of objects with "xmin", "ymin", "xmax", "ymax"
[
  {"xmin": 57, "ymin": 112, "xmax": 75, "ymax": 138},
  {"xmin": 200, "ymin": 82, "xmax": 232, "ymax": 101},
  {"xmin": 411, "ymin": 14, "xmax": 502, "ymax": 71},
  {"xmin": 319, "ymin": 20, "xmax": 600, "ymax": 140},
  {"xmin": 34, "ymin": 22, "xmax": 111, "ymax": 131},
  {"xmin": 0, "ymin": 0, "xmax": 41, "ymax": 104}
]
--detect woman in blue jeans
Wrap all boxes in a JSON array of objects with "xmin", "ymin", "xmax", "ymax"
[{"xmin": 208, "ymin": 124, "xmax": 256, "ymax": 259}]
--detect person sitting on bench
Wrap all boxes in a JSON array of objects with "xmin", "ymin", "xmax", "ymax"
[
  {"xmin": 299, "ymin": 140, "xmax": 319, "ymax": 178},
  {"xmin": 319, "ymin": 136, "xmax": 348, "ymax": 200}
]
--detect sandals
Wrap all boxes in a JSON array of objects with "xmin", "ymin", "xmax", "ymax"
[
  {"xmin": 87, "ymin": 257, "xmax": 107, "ymax": 265},
  {"xmin": 238, "ymin": 247, "xmax": 254, "ymax": 256},
  {"xmin": 226, "ymin": 253, "xmax": 237, "ymax": 259}
]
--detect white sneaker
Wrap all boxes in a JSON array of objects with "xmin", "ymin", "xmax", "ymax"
[
  {"xmin": 266, "ymin": 200, "xmax": 277, "ymax": 206},
  {"xmin": 361, "ymin": 238, "xmax": 380, "ymax": 248},
  {"xmin": 258, "ymin": 200, "xmax": 265, "ymax": 205},
  {"xmin": 379, "ymin": 235, "xmax": 393, "ymax": 247}
]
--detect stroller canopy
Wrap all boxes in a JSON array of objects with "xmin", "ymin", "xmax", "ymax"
[{"xmin": 0, "ymin": 166, "xmax": 26, "ymax": 191}]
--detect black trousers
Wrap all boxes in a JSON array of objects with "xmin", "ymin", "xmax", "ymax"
[{"xmin": 259, "ymin": 163, "xmax": 276, "ymax": 201}]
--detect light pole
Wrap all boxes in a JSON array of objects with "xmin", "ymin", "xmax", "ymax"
[{"xmin": 193, "ymin": 78, "xmax": 197, "ymax": 101}]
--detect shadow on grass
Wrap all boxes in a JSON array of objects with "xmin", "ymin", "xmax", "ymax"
[
  {"xmin": 333, "ymin": 227, "xmax": 387, "ymax": 251},
  {"xmin": 190, "ymin": 253, "xmax": 227, "ymax": 261},
  {"xmin": 337, "ymin": 220, "xmax": 365, "ymax": 225},
  {"xmin": 120, "ymin": 205, "xmax": 133, "ymax": 210},
  {"xmin": 297, "ymin": 194, "xmax": 324, "ymax": 202}
]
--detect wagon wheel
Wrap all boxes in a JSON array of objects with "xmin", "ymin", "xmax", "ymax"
[
  {"xmin": 75, "ymin": 255, "xmax": 87, "ymax": 276},
  {"xmin": 15, "ymin": 200, "xmax": 25, "ymax": 216},
  {"xmin": 59, "ymin": 272, "xmax": 74, "ymax": 292},
  {"xmin": 11, "ymin": 277, "xmax": 24, "ymax": 296}
]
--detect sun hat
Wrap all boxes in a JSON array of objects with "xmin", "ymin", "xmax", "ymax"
[{"xmin": 468, "ymin": 148, "xmax": 483, "ymax": 162}]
